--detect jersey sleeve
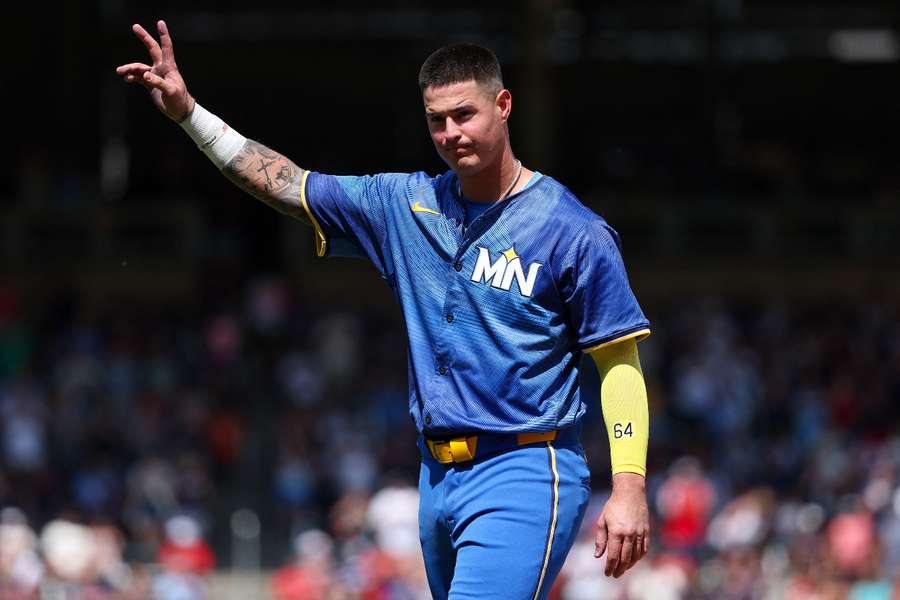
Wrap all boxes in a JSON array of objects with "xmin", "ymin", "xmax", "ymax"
[
  {"xmin": 300, "ymin": 171, "xmax": 408, "ymax": 275},
  {"xmin": 560, "ymin": 219, "xmax": 651, "ymax": 352}
]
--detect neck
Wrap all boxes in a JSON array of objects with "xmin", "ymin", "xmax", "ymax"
[{"xmin": 458, "ymin": 148, "xmax": 528, "ymax": 203}]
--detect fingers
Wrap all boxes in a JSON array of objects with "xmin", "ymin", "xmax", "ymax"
[
  {"xmin": 594, "ymin": 519, "xmax": 608, "ymax": 559},
  {"xmin": 132, "ymin": 23, "xmax": 163, "ymax": 64},
  {"xmin": 622, "ymin": 534, "xmax": 650, "ymax": 576},
  {"xmin": 604, "ymin": 535, "xmax": 622, "ymax": 577},
  {"xmin": 607, "ymin": 535, "xmax": 644, "ymax": 578},
  {"xmin": 116, "ymin": 62, "xmax": 152, "ymax": 75},
  {"xmin": 116, "ymin": 64, "xmax": 153, "ymax": 89},
  {"xmin": 618, "ymin": 535, "xmax": 634, "ymax": 576},
  {"xmin": 630, "ymin": 535, "xmax": 647, "ymax": 570},
  {"xmin": 157, "ymin": 20, "xmax": 175, "ymax": 62},
  {"xmin": 600, "ymin": 529, "xmax": 648, "ymax": 578},
  {"xmin": 141, "ymin": 71, "xmax": 175, "ymax": 96}
]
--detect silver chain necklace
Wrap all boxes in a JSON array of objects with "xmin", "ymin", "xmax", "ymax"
[{"xmin": 458, "ymin": 159, "xmax": 523, "ymax": 202}]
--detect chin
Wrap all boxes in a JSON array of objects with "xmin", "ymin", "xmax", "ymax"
[{"xmin": 448, "ymin": 154, "xmax": 484, "ymax": 176}]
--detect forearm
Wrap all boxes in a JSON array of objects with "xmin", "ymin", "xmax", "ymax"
[
  {"xmin": 180, "ymin": 102, "xmax": 310, "ymax": 224},
  {"xmin": 222, "ymin": 141, "xmax": 310, "ymax": 224},
  {"xmin": 589, "ymin": 339, "xmax": 650, "ymax": 478}
]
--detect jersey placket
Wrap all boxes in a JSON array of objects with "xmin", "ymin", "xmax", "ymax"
[
  {"xmin": 429, "ymin": 217, "xmax": 472, "ymax": 392},
  {"xmin": 436, "ymin": 202, "xmax": 510, "ymax": 374},
  {"xmin": 424, "ymin": 182, "xmax": 520, "ymax": 430},
  {"xmin": 430, "ymin": 266, "xmax": 459, "ymax": 401}
]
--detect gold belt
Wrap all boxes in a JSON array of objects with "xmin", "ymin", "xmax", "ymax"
[{"xmin": 426, "ymin": 431, "xmax": 557, "ymax": 464}]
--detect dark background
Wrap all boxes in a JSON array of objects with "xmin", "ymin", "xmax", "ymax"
[{"xmin": 10, "ymin": 1, "xmax": 900, "ymax": 305}]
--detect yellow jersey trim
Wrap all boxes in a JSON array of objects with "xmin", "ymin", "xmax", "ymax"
[
  {"xmin": 582, "ymin": 328, "xmax": 651, "ymax": 354},
  {"xmin": 533, "ymin": 442, "xmax": 559, "ymax": 600},
  {"xmin": 298, "ymin": 170, "xmax": 327, "ymax": 257}
]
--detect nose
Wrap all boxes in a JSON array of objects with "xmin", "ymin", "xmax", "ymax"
[{"xmin": 442, "ymin": 117, "xmax": 462, "ymax": 145}]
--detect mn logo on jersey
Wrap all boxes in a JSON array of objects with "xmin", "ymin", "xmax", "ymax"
[{"xmin": 470, "ymin": 246, "xmax": 544, "ymax": 297}]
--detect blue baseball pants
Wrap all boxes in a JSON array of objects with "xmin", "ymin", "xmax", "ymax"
[{"xmin": 417, "ymin": 435, "xmax": 591, "ymax": 599}]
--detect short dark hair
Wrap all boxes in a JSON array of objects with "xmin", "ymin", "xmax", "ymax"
[{"xmin": 418, "ymin": 44, "xmax": 503, "ymax": 95}]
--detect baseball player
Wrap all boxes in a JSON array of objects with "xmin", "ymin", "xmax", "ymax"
[{"xmin": 118, "ymin": 20, "xmax": 652, "ymax": 598}]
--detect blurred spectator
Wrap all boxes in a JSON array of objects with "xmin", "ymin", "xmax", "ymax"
[
  {"xmin": 1, "ymin": 374, "xmax": 47, "ymax": 474},
  {"xmin": 656, "ymin": 456, "xmax": 717, "ymax": 552},
  {"xmin": 272, "ymin": 529, "xmax": 336, "ymax": 600},
  {"xmin": 151, "ymin": 515, "xmax": 215, "ymax": 600},
  {"xmin": 706, "ymin": 488, "xmax": 775, "ymax": 551},
  {"xmin": 366, "ymin": 481, "xmax": 419, "ymax": 559},
  {"xmin": 40, "ymin": 519, "xmax": 96, "ymax": 582},
  {"xmin": 364, "ymin": 481, "xmax": 429, "ymax": 599},
  {"xmin": 624, "ymin": 555, "xmax": 693, "ymax": 600},
  {"xmin": 0, "ymin": 508, "xmax": 42, "ymax": 598},
  {"xmin": 158, "ymin": 515, "xmax": 215, "ymax": 576},
  {"xmin": 827, "ymin": 504, "xmax": 878, "ymax": 579}
]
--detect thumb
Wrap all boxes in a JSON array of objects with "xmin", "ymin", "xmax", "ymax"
[{"xmin": 595, "ymin": 516, "xmax": 608, "ymax": 558}]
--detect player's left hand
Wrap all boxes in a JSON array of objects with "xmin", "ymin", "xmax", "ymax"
[{"xmin": 594, "ymin": 472, "xmax": 650, "ymax": 578}]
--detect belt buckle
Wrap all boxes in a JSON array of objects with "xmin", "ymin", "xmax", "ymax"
[
  {"xmin": 426, "ymin": 439, "xmax": 452, "ymax": 464},
  {"xmin": 428, "ymin": 436, "xmax": 477, "ymax": 464},
  {"xmin": 449, "ymin": 436, "xmax": 477, "ymax": 462}
]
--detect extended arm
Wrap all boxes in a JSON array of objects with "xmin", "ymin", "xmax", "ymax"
[
  {"xmin": 588, "ymin": 337, "xmax": 651, "ymax": 578},
  {"xmin": 116, "ymin": 20, "xmax": 310, "ymax": 224}
]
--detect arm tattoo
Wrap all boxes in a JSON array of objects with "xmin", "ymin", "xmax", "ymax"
[{"xmin": 222, "ymin": 140, "xmax": 310, "ymax": 225}]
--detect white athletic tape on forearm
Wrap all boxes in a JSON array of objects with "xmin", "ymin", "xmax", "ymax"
[{"xmin": 179, "ymin": 102, "xmax": 247, "ymax": 169}]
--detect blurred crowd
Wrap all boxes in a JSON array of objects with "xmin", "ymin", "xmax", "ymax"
[{"xmin": 0, "ymin": 277, "xmax": 899, "ymax": 599}]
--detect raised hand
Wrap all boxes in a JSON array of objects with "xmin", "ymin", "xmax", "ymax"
[{"xmin": 116, "ymin": 20, "xmax": 194, "ymax": 121}]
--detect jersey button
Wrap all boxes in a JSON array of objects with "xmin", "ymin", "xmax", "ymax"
[
  {"xmin": 453, "ymin": 261, "xmax": 462, "ymax": 272},
  {"xmin": 438, "ymin": 366, "xmax": 447, "ymax": 375},
  {"xmin": 424, "ymin": 414, "xmax": 432, "ymax": 425},
  {"xmin": 446, "ymin": 314, "xmax": 454, "ymax": 323}
]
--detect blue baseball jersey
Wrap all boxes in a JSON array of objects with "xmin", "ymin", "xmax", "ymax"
[{"xmin": 300, "ymin": 170, "xmax": 649, "ymax": 436}]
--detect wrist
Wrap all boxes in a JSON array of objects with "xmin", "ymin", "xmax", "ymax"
[
  {"xmin": 176, "ymin": 95, "xmax": 196, "ymax": 123},
  {"xmin": 612, "ymin": 471, "xmax": 645, "ymax": 492},
  {"xmin": 178, "ymin": 101, "xmax": 246, "ymax": 169}
]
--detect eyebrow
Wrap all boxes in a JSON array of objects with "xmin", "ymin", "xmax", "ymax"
[{"xmin": 425, "ymin": 104, "xmax": 476, "ymax": 118}]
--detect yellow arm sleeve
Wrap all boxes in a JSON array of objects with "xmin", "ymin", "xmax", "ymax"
[{"xmin": 588, "ymin": 338, "xmax": 649, "ymax": 477}]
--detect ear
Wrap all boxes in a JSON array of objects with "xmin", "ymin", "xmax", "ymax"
[{"xmin": 495, "ymin": 89, "xmax": 512, "ymax": 123}]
